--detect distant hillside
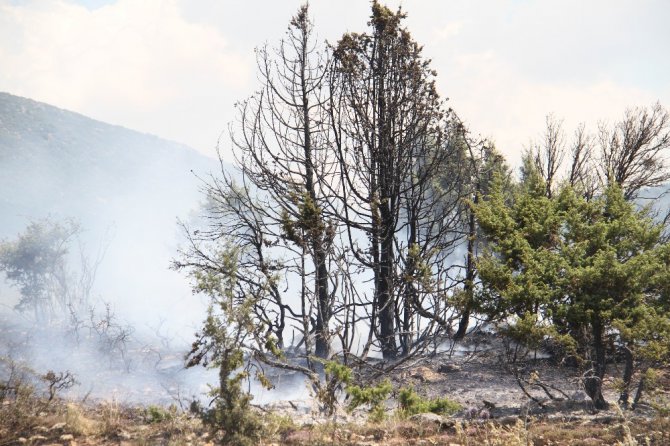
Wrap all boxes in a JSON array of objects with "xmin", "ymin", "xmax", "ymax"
[
  {"xmin": 0, "ymin": 92, "xmax": 223, "ymax": 329},
  {"xmin": 0, "ymin": 91, "xmax": 218, "ymax": 234}
]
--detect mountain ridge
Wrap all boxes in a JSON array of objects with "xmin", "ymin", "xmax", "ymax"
[{"xmin": 0, "ymin": 91, "xmax": 218, "ymax": 235}]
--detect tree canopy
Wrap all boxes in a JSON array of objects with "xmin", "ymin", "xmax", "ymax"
[{"xmin": 474, "ymin": 169, "xmax": 670, "ymax": 409}]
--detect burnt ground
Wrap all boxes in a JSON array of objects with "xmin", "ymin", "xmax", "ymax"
[
  {"xmin": 260, "ymin": 332, "xmax": 668, "ymax": 427},
  {"xmin": 2, "ymin": 310, "xmax": 669, "ymax": 445}
]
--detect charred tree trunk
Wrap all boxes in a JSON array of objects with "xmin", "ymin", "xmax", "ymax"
[
  {"xmin": 330, "ymin": 3, "xmax": 453, "ymax": 361},
  {"xmin": 632, "ymin": 370, "xmax": 647, "ymax": 410},
  {"xmin": 455, "ymin": 192, "xmax": 477, "ymax": 341},
  {"xmin": 378, "ymin": 228, "xmax": 397, "ymax": 358},
  {"xmin": 401, "ymin": 209, "xmax": 418, "ymax": 355},
  {"xmin": 299, "ymin": 22, "xmax": 331, "ymax": 358},
  {"xmin": 584, "ymin": 317, "xmax": 609, "ymax": 410},
  {"xmin": 618, "ymin": 345, "xmax": 635, "ymax": 408}
]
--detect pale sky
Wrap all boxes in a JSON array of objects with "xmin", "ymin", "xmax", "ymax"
[{"xmin": 2, "ymin": 0, "xmax": 669, "ymax": 167}]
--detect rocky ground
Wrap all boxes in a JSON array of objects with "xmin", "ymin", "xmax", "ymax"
[
  {"xmin": 2, "ymin": 355, "xmax": 669, "ymax": 446},
  {"xmin": 2, "ymin": 313, "xmax": 669, "ymax": 445},
  {"xmin": 263, "ymin": 334, "xmax": 620, "ymax": 425}
]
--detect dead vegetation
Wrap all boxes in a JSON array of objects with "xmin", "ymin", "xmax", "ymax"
[
  {"xmin": 2, "ymin": 307, "xmax": 668, "ymax": 445},
  {"xmin": 0, "ymin": 373, "xmax": 205, "ymax": 446},
  {"xmin": 2, "ymin": 353, "xmax": 669, "ymax": 446},
  {"xmin": 2, "ymin": 393, "xmax": 669, "ymax": 446}
]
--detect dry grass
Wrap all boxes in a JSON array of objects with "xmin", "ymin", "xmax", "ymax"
[
  {"xmin": 0, "ymin": 390, "xmax": 207, "ymax": 446},
  {"xmin": 268, "ymin": 415, "xmax": 670, "ymax": 446},
  {"xmin": 1, "ymin": 384, "xmax": 669, "ymax": 446}
]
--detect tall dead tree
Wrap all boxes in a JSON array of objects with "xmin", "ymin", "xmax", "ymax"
[
  {"xmin": 566, "ymin": 123, "xmax": 597, "ymax": 198},
  {"xmin": 599, "ymin": 103, "xmax": 670, "ymax": 200},
  {"xmin": 527, "ymin": 104, "xmax": 670, "ymax": 202},
  {"xmin": 233, "ymin": 5, "xmax": 336, "ymax": 359},
  {"xmin": 529, "ymin": 115, "xmax": 566, "ymax": 199},
  {"xmin": 178, "ymin": 5, "xmax": 336, "ymax": 361},
  {"xmin": 329, "ymin": 3, "xmax": 457, "ymax": 359}
]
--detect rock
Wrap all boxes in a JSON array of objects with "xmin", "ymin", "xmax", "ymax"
[
  {"xmin": 571, "ymin": 391, "xmax": 588, "ymax": 401},
  {"xmin": 60, "ymin": 434, "xmax": 74, "ymax": 441},
  {"xmin": 28, "ymin": 435, "xmax": 48, "ymax": 442},
  {"xmin": 17, "ymin": 439, "xmax": 27, "ymax": 444},
  {"xmin": 35, "ymin": 426, "xmax": 50, "ymax": 433},
  {"xmin": 410, "ymin": 366, "xmax": 443, "ymax": 383},
  {"xmin": 482, "ymin": 400, "xmax": 496, "ymax": 410},
  {"xmin": 438, "ymin": 363, "xmax": 461, "ymax": 373},
  {"xmin": 409, "ymin": 412, "xmax": 455, "ymax": 429},
  {"xmin": 51, "ymin": 422, "xmax": 67, "ymax": 431},
  {"xmin": 497, "ymin": 416, "xmax": 520, "ymax": 426}
]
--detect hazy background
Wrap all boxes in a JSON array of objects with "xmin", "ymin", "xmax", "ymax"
[
  {"xmin": 0, "ymin": 91, "xmax": 222, "ymax": 404},
  {"xmin": 1, "ymin": 0, "xmax": 669, "ymax": 167}
]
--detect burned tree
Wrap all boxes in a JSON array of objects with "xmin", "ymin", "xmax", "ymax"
[
  {"xmin": 329, "ymin": 3, "xmax": 461, "ymax": 359},
  {"xmin": 599, "ymin": 103, "xmax": 670, "ymax": 200},
  {"xmin": 176, "ymin": 5, "xmax": 336, "ymax": 368},
  {"xmin": 231, "ymin": 5, "xmax": 337, "ymax": 359},
  {"xmin": 527, "ymin": 115, "xmax": 566, "ymax": 199}
]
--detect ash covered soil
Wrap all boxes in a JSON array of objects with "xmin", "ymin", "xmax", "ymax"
[
  {"xmin": 254, "ymin": 337, "xmax": 670, "ymax": 445},
  {"xmin": 264, "ymin": 334, "xmax": 620, "ymax": 426}
]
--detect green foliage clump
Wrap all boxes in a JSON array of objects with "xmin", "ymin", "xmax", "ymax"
[
  {"xmin": 281, "ymin": 191, "xmax": 327, "ymax": 248},
  {"xmin": 145, "ymin": 405, "xmax": 175, "ymax": 424},
  {"xmin": 474, "ymin": 165, "xmax": 670, "ymax": 409},
  {"xmin": 324, "ymin": 360, "xmax": 352, "ymax": 384},
  {"xmin": 318, "ymin": 361, "xmax": 392, "ymax": 421},
  {"xmin": 397, "ymin": 387, "xmax": 461, "ymax": 416},
  {"xmin": 183, "ymin": 244, "xmax": 266, "ymax": 446},
  {"xmin": 189, "ymin": 315, "xmax": 263, "ymax": 446},
  {"xmin": 313, "ymin": 361, "xmax": 352, "ymax": 416},
  {"xmin": 500, "ymin": 313, "xmax": 578, "ymax": 360},
  {"xmin": 0, "ymin": 218, "xmax": 82, "ymax": 320},
  {"xmin": 345, "ymin": 379, "xmax": 393, "ymax": 422}
]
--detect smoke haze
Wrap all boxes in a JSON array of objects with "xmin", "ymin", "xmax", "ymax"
[{"xmin": 0, "ymin": 91, "xmax": 227, "ymax": 405}]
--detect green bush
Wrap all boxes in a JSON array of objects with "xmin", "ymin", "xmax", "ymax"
[
  {"xmin": 397, "ymin": 387, "xmax": 461, "ymax": 416},
  {"xmin": 145, "ymin": 405, "xmax": 175, "ymax": 423},
  {"xmin": 346, "ymin": 379, "xmax": 393, "ymax": 422},
  {"xmin": 319, "ymin": 361, "xmax": 392, "ymax": 421}
]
